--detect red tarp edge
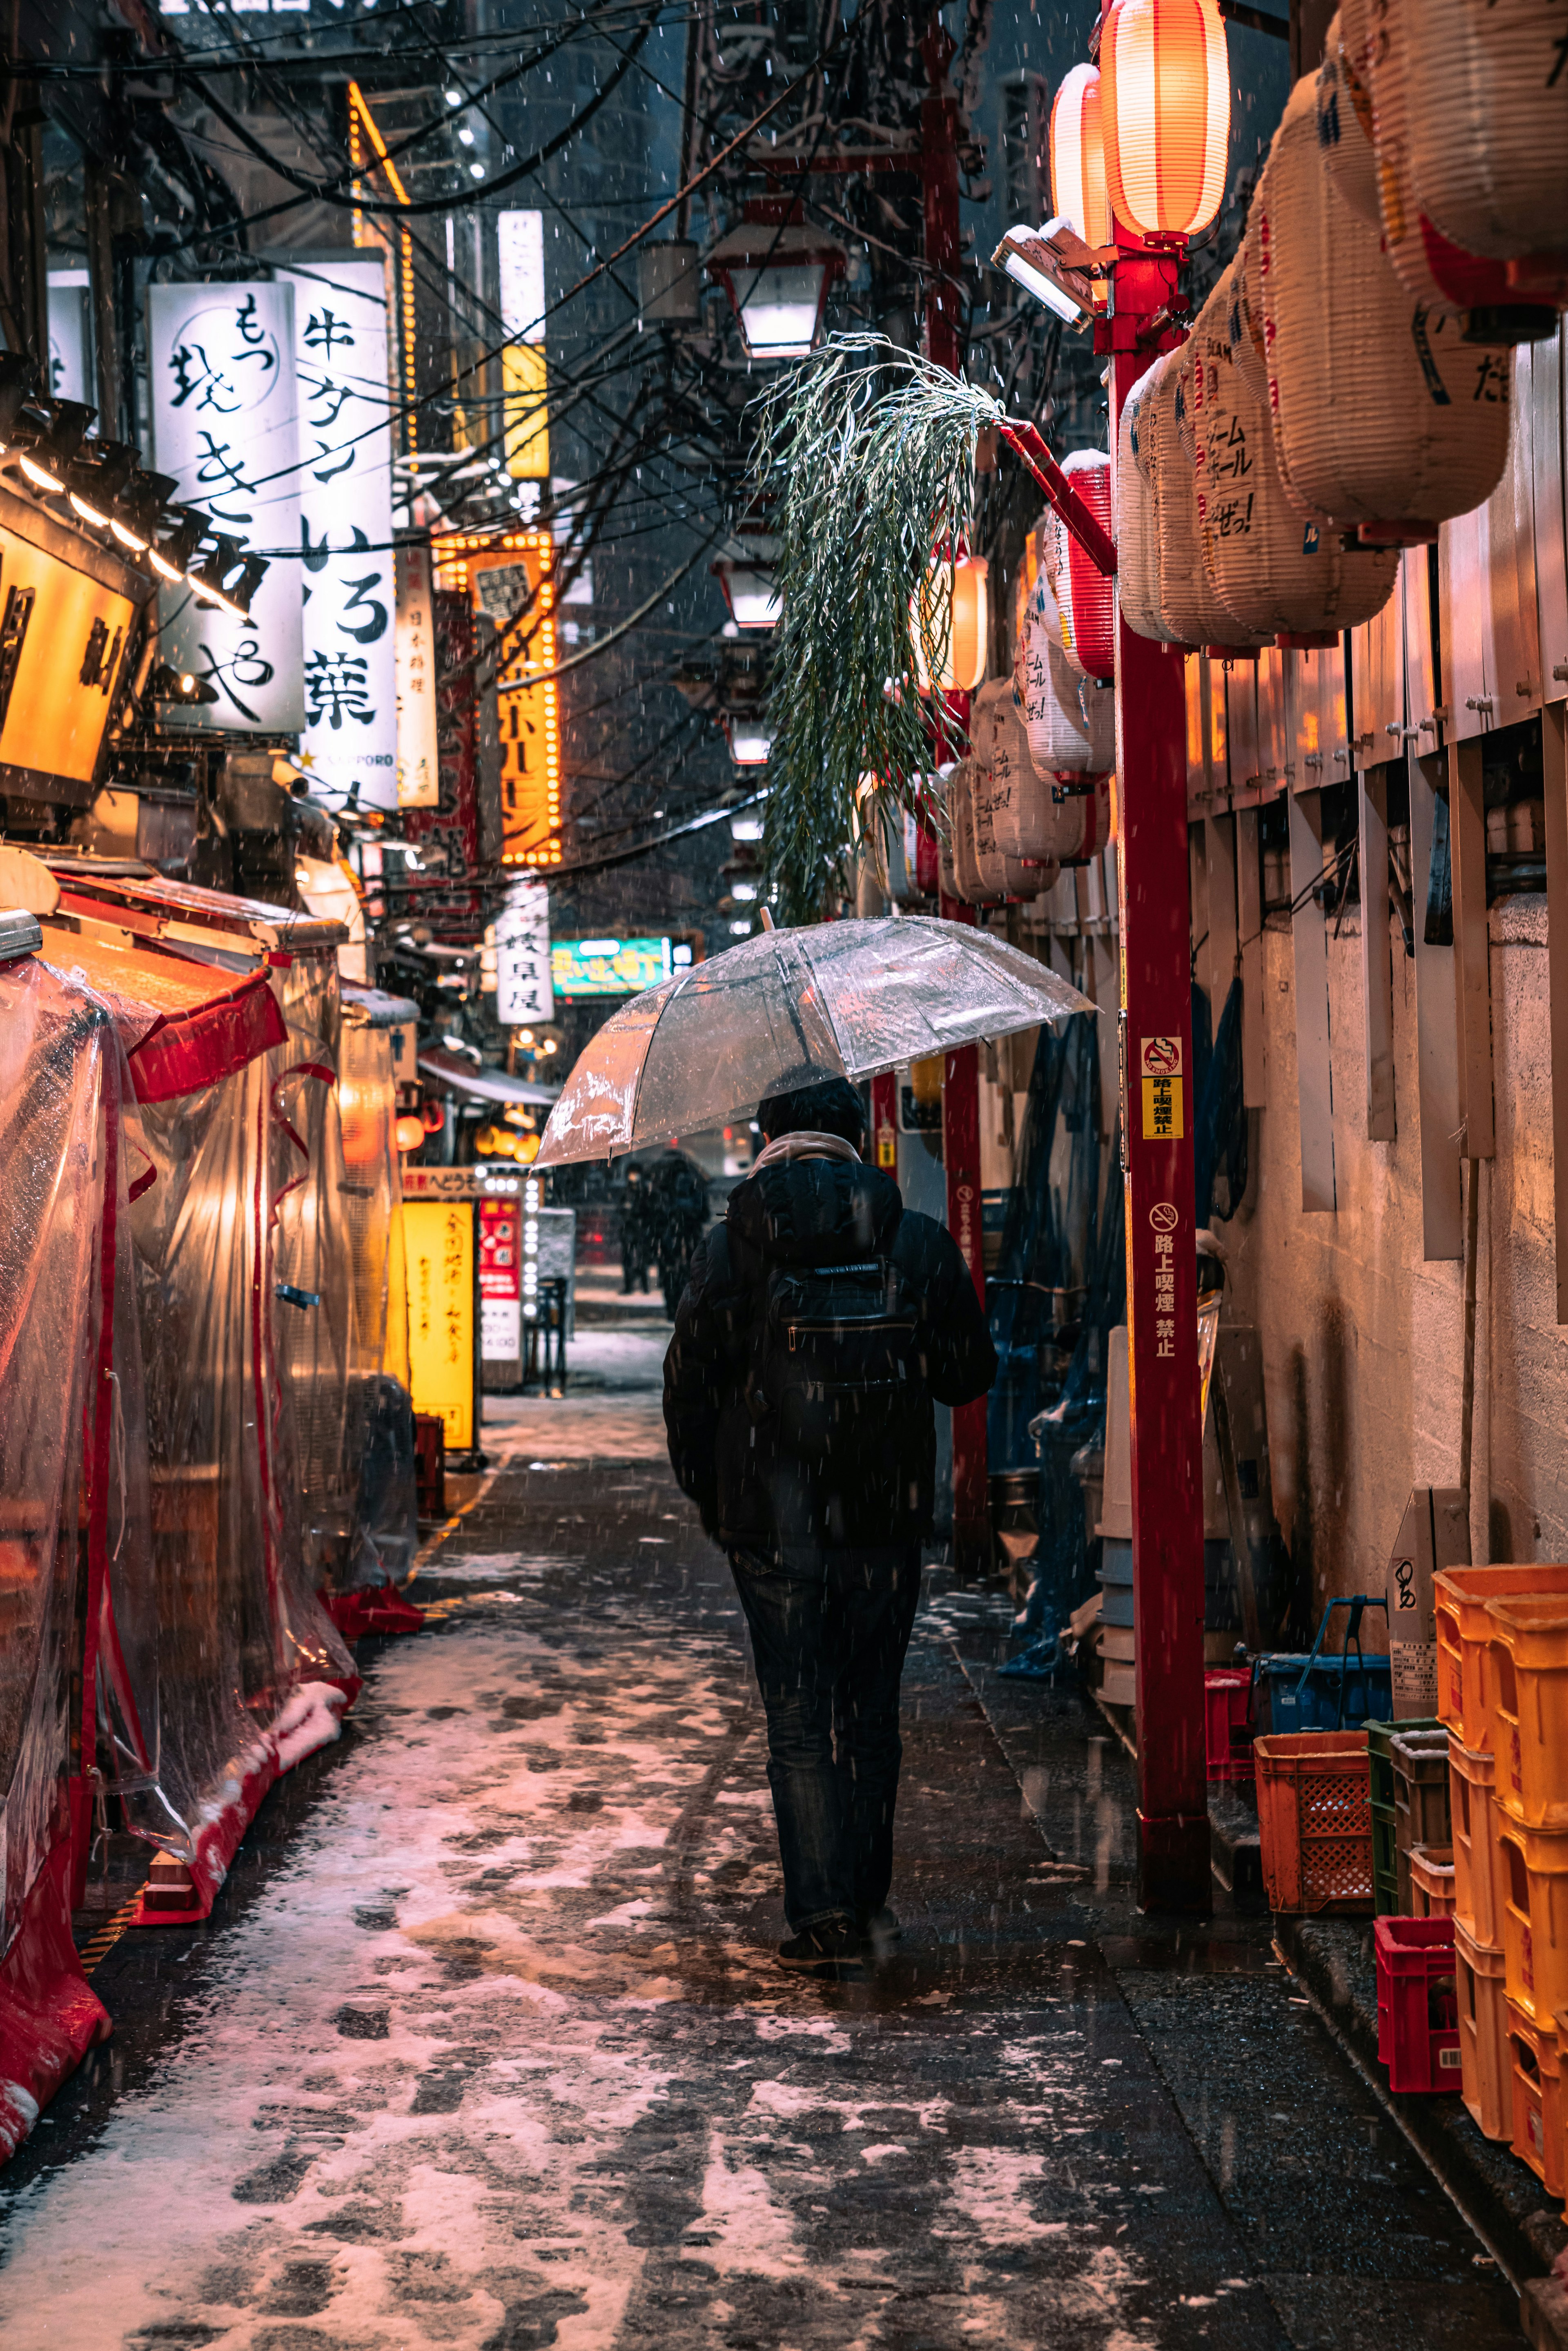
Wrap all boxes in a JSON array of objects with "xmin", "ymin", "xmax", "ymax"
[
  {"xmin": 319, "ymin": 1583, "xmax": 427, "ymax": 1642},
  {"xmin": 129, "ymin": 974, "xmax": 288, "ymax": 1104},
  {"xmin": 0, "ymin": 1842, "xmax": 111, "ymax": 2164}
]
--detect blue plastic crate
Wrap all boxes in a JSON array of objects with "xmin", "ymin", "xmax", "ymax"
[{"xmin": 1253, "ymin": 1650, "xmax": 1392, "ymax": 1734}]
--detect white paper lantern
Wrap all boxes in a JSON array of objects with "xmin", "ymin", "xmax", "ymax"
[
  {"xmin": 1114, "ymin": 361, "xmax": 1172, "ymax": 642},
  {"xmin": 971, "ymin": 680, "xmax": 1057, "ymax": 898},
  {"xmin": 1193, "ymin": 289, "xmax": 1400, "ymax": 637},
  {"xmin": 1261, "ymin": 71, "xmax": 1514, "ymax": 529},
  {"xmin": 1315, "ymin": 13, "xmax": 1381, "ymax": 227},
  {"xmin": 1354, "ymin": 0, "xmax": 1520, "ymax": 311},
  {"xmin": 1232, "ymin": 189, "xmax": 1270, "ymax": 401},
  {"xmin": 1404, "ymin": 0, "xmax": 1568, "ymax": 270},
  {"xmin": 946, "ymin": 760, "xmax": 1000, "ymax": 904},
  {"xmin": 1043, "ymin": 450, "xmax": 1117, "ymax": 680},
  {"xmin": 1153, "ymin": 350, "xmax": 1268, "ymax": 651},
  {"xmin": 1016, "ymin": 575, "xmax": 1117, "ymax": 767}
]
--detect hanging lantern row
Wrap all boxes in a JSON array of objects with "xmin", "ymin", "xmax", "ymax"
[{"xmin": 1116, "ymin": 0, "xmax": 1561, "ymax": 653}]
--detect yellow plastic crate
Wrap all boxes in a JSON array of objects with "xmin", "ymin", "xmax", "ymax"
[
  {"xmin": 1486, "ymin": 1592, "xmax": 1568, "ymax": 1830},
  {"xmin": 1434, "ymin": 1564, "xmax": 1568, "ymax": 1751}
]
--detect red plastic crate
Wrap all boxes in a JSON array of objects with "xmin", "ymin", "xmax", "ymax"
[
  {"xmin": 1205, "ymin": 1669, "xmax": 1255, "ymax": 1783},
  {"xmin": 1375, "ymin": 1915, "xmax": 1462, "ymax": 2092}
]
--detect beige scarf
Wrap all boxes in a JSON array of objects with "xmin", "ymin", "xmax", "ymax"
[{"xmin": 750, "ymin": 1128, "xmax": 862, "ymax": 1176}]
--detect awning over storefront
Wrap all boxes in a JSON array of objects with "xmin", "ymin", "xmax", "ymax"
[{"xmin": 38, "ymin": 925, "xmax": 287, "ymax": 1103}]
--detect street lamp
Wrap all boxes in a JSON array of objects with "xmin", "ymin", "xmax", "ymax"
[
  {"xmin": 727, "ymin": 724, "xmax": 772, "ymax": 768},
  {"xmin": 706, "ymin": 212, "xmax": 846, "ymax": 360},
  {"xmin": 713, "ymin": 541, "xmax": 782, "ymax": 631}
]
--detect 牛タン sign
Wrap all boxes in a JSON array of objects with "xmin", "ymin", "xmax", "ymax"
[{"xmin": 279, "ymin": 260, "xmax": 396, "ymax": 811}]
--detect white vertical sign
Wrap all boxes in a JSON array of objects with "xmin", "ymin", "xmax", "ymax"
[
  {"xmin": 396, "ymin": 538, "xmax": 440, "ymax": 808},
  {"xmin": 149, "ymin": 281, "xmax": 303, "ymax": 733},
  {"xmin": 278, "ymin": 262, "xmax": 396, "ymax": 810},
  {"xmin": 495, "ymin": 878, "xmax": 553, "ymax": 1025},
  {"xmin": 47, "ymin": 274, "xmax": 91, "ymax": 403},
  {"xmin": 497, "ymin": 212, "xmax": 546, "ymax": 345}
]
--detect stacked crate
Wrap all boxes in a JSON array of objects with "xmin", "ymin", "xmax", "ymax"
[{"xmin": 1435, "ymin": 1566, "xmax": 1568, "ymax": 2183}]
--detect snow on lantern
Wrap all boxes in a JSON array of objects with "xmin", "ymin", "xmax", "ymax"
[
  {"xmin": 1042, "ymin": 449, "xmax": 1116, "ymax": 680},
  {"xmin": 706, "ymin": 215, "xmax": 846, "ymax": 360},
  {"xmin": 1193, "ymin": 261, "xmax": 1399, "ymax": 640},
  {"xmin": 912, "ymin": 554, "xmax": 989, "ymax": 694},
  {"xmin": 1050, "ymin": 65, "xmax": 1111, "ymax": 306},
  {"xmin": 1100, "ymin": 0, "xmax": 1230, "ymax": 241},
  {"xmin": 1260, "ymin": 74, "xmax": 1514, "ymax": 532}
]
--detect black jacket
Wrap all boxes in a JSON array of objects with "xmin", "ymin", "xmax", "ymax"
[{"xmin": 663, "ymin": 1154, "xmax": 997, "ymax": 1551}]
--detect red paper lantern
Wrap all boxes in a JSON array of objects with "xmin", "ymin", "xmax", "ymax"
[{"xmin": 1045, "ymin": 451, "xmax": 1116, "ymax": 682}]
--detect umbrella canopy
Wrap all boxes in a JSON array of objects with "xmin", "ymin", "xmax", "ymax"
[{"xmin": 537, "ymin": 915, "xmax": 1095, "ymax": 1166}]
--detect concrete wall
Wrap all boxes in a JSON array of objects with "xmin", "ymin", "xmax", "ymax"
[{"xmin": 1221, "ymin": 896, "xmax": 1568, "ymax": 1646}]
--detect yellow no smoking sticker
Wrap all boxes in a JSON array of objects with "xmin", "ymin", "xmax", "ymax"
[{"xmin": 1140, "ymin": 1035, "xmax": 1184, "ymax": 1141}]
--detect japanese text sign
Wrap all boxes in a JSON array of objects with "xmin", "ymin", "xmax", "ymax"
[
  {"xmin": 148, "ymin": 280, "xmax": 303, "ymax": 733},
  {"xmin": 279, "ymin": 261, "xmax": 396, "ymax": 809}
]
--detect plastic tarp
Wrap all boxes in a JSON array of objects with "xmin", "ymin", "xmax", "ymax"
[
  {"xmin": 274, "ymin": 989, "xmax": 419, "ymax": 1613},
  {"xmin": 0, "ymin": 952, "xmax": 134, "ymax": 2155}
]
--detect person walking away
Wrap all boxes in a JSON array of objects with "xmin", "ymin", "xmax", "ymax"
[
  {"xmin": 620, "ymin": 1162, "xmax": 651, "ymax": 1294},
  {"xmin": 663, "ymin": 1076, "xmax": 996, "ymax": 1973},
  {"xmin": 647, "ymin": 1148, "xmax": 710, "ymax": 1319}
]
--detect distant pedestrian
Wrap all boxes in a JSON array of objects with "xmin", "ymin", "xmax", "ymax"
[
  {"xmin": 620, "ymin": 1163, "xmax": 651, "ymax": 1294},
  {"xmin": 644, "ymin": 1148, "xmax": 710, "ymax": 1319},
  {"xmin": 663, "ymin": 1076, "xmax": 996, "ymax": 1973}
]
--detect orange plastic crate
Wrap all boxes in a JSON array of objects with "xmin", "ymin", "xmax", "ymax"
[
  {"xmin": 1255, "ymin": 1730, "xmax": 1373, "ymax": 1914},
  {"xmin": 1499, "ymin": 1816, "xmax": 1568, "ymax": 2026},
  {"xmin": 1486, "ymin": 1593, "xmax": 1568, "ymax": 1831},
  {"xmin": 1509, "ymin": 1994, "xmax": 1566, "ymax": 2196},
  {"xmin": 1410, "ymin": 1844, "xmax": 1456, "ymax": 1919},
  {"xmin": 1434, "ymin": 1564, "xmax": 1568, "ymax": 1750},
  {"xmin": 1450, "ymin": 1734, "xmax": 1508, "ymax": 1948},
  {"xmin": 1457, "ymin": 1917, "xmax": 1510, "ymax": 2141}
]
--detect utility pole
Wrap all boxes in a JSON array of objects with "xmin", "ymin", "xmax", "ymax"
[
  {"xmin": 921, "ymin": 22, "xmax": 991, "ymax": 1582},
  {"xmin": 1100, "ymin": 185, "xmax": 1209, "ymax": 1905}
]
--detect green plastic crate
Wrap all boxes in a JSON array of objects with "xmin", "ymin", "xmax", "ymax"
[
  {"xmin": 1366, "ymin": 1716, "xmax": 1440, "ymax": 1818},
  {"xmin": 1372, "ymin": 1800, "xmax": 1401, "ymax": 1916}
]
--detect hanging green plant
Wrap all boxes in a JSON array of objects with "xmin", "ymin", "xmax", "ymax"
[{"xmin": 750, "ymin": 334, "xmax": 1005, "ymax": 923}]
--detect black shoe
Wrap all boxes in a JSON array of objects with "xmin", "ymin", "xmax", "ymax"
[
  {"xmin": 857, "ymin": 1905, "xmax": 903, "ymax": 1956},
  {"xmin": 777, "ymin": 1923, "xmax": 862, "ymax": 1975}
]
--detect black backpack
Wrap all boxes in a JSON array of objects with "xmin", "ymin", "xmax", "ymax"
[{"xmin": 745, "ymin": 1253, "xmax": 928, "ymax": 1460}]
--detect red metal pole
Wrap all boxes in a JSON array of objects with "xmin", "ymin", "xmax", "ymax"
[
  {"xmin": 1104, "ymin": 237, "xmax": 1211, "ymax": 1911},
  {"xmin": 922, "ymin": 24, "xmax": 990, "ymax": 1579}
]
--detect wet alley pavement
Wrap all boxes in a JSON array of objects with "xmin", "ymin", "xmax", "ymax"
[{"xmin": 0, "ymin": 1323, "xmax": 1526, "ymax": 2349}]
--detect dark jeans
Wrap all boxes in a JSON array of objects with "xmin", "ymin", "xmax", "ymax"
[{"xmin": 729, "ymin": 1543, "xmax": 922, "ymax": 1934}]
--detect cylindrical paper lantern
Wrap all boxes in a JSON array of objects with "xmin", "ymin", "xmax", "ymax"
[
  {"xmin": 946, "ymin": 760, "xmax": 991, "ymax": 903},
  {"xmin": 1315, "ymin": 14, "xmax": 1381, "ymax": 227},
  {"xmin": 1153, "ymin": 350, "xmax": 1269, "ymax": 651},
  {"xmin": 1193, "ymin": 288, "xmax": 1400, "ymax": 636},
  {"xmin": 1404, "ymin": 0, "xmax": 1568, "ymax": 266},
  {"xmin": 1115, "ymin": 359, "xmax": 1179, "ymax": 643},
  {"xmin": 1015, "ymin": 579, "xmax": 1111, "ymax": 769},
  {"xmin": 1101, "ymin": 0, "xmax": 1230, "ymax": 239},
  {"xmin": 1043, "ymin": 450, "xmax": 1116, "ymax": 680},
  {"xmin": 1261, "ymin": 72, "xmax": 1514, "ymax": 528},
  {"xmin": 991, "ymin": 706, "xmax": 1108, "ymax": 873},
  {"xmin": 1051, "ymin": 64, "xmax": 1112, "ymax": 275},
  {"xmin": 1358, "ymin": 0, "xmax": 1519, "ymax": 310},
  {"xmin": 1232, "ymin": 189, "xmax": 1270, "ymax": 399},
  {"xmin": 971, "ymin": 681, "xmax": 1051, "ymax": 898},
  {"xmin": 912, "ymin": 555, "xmax": 989, "ymax": 693}
]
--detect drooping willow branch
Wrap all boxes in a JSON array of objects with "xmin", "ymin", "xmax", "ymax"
[{"xmin": 750, "ymin": 335, "xmax": 1005, "ymax": 923}]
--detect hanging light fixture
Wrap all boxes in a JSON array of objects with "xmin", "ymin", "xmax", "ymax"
[
  {"xmin": 911, "ymin": 555, "xmax": 989, "ymax": 694},
  {"xmin": 62, "ymin": 440, "xmax": 138, "ymax": 530},
  {"xmin": 706, "ymin": 209, "xmax": 846, "ymax": 360},
  {"xmin": 7, "ymin": 398, "xmax": 96, "ymax": 496},
  {"xmin": 147, "ymin": 508, "xmax": 205, "ymax": 584},
  {"xmin": 1100, "ymin": 0, "xmax": 1230, "ymax": 240},
  {"xmin": 727, "ymin": 724, "xmax": 772, "ymax": 768},
  {"xmin": 1050, "ymin": 64, "xmax": 1111, "ymax": 301},
  {"xmin": 713, "ymin": 539, "xmax": 782, "ymax": 631}
]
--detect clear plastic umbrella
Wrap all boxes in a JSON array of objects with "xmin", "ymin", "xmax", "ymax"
[{"xmin": 535, "ymin": 914, "xmax": 1096, "ymax": 1165}]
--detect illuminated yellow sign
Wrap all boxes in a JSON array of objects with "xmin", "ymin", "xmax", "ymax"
[
  {"xmin": 0, "ymin": 487, "xmax": 147, "ymax": 800},
  {"xmin": 503, "ymin": 341, "xmax": 549, "ymax": 480},
  {"xmin": 468, "ymin": 537, "xmax": 561, "ymax": 869},
  {"xmin": 404, "ymin": 1198, "xmax": 476, "ymax": 1450}
]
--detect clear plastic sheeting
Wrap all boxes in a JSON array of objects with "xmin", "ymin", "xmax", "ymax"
[
  {"xmin": 120, "ymin": 945, "xmax": 359, "ymax": 1920},
  {"xmin": 332, "ymin": 994, "xmax": 416, "ymax": 1591},
  {"xmin": 0, "ymin": 952, "xmax": 127, "ymax": 2151},
  {"xmin": 538, "ymin": 916, "xmax": 1095, "ymax": 1165}
]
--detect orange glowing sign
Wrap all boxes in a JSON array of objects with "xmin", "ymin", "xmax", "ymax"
[{"xmin": 445, "ymin": 532, "xmax": 561, "ymax": 870}]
